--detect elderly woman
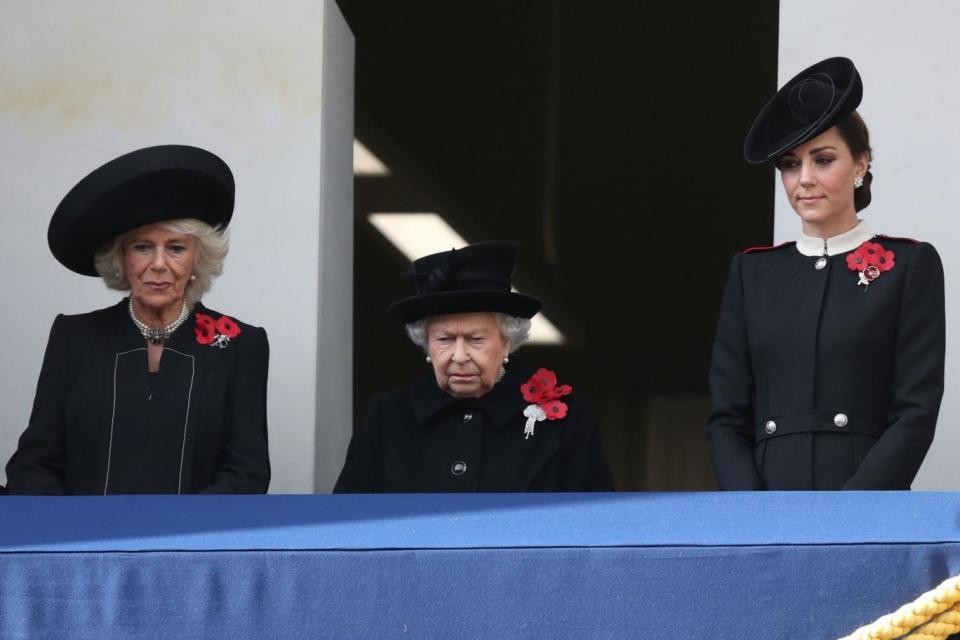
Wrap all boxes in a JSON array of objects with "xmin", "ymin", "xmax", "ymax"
[
  {"xmin": 706, "ymin": 58, "xmax": 945, "ymax": 490},
  {"xmin": 335, "ymin": 241, "xmax": 613, "ymax": 492},
  {"xmin": 5, "ymin": 145, "xmax": 270, "ymax": 494}
]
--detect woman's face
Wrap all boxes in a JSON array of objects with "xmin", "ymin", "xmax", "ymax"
[
  {"xmin": 426, "ymin": 312, "xmax": 511, "ymax": 399},
  {"xmin": 123, "ymin": 223, "xmax": 198, "ymax": 317},
  {"xmin": 778, "ymin": 127, "xmax": 868, "ymax": 236}
]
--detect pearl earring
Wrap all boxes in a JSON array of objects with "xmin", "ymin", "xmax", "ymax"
[
  {"xmin": 503, "ymin": 356, "xmax": 510, "ymax": 364},
  {"xmin": 853, "ymin": 175, "xmax": 864, "ymax": 189},
  {"xmin": 113, "ymin": 271, "xmax": 120, "ymax": 278},
  {"xmin": 425, "ymin": 355, "xmax": 431, "ymax": 363},
  {"xmin": 190, "ymin": 274, "xmax": 197, "ymax": 281}
]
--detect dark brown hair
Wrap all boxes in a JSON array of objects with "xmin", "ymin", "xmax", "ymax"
[{"xmin": 835, "ymin": 111, "xmax": 873, "ymax": 212}]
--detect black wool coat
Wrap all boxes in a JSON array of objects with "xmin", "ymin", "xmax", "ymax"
[
  {"xmin": 706, "ymin": 236, "xmax": 945, "ymax": 490},
  {"xmin": 5, "ymin": 299, "xmax": 270, "ymax": 495},
  {"xmin": 334, "ymin": 362, "xmax": 614, "ymax": 492}
]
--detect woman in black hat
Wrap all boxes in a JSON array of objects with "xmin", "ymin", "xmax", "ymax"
[
  {"xmin": 5, "ymin": 145, "xmax": 270, "ymax": 495},
  {"xmin": 706, "ymin": 57, "xmax": 945, "ymax": 490},
  {"xmin": 334, "ymin": 241, "xmax": 613, "ymax": 492}
]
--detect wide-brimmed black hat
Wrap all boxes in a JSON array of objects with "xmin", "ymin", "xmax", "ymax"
[
  {"xmin": 389, "ymin": 241, "xmax": 542, "ymax": 323},
  {"xmin": 744, "ymin": 57, "xmax": 862, "ymax": 164},
  {"xmin": 48, "ymin": 144, "xmax": 235, "ymax": 276}
]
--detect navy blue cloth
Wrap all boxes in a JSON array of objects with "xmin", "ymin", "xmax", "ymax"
[
  {"xmin": 1, "ymin": 493, "xmax": 959, "ymax": 638},
  {"xmin": 707, "ymin": 239, "xmax": 945, "ymax": 489}
]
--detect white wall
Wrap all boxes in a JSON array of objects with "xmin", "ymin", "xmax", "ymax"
[
  {"xmin": 778, "ymin": 0, "xmax": 960, "ymax": 488},
  {"xmin": 0, "ymin": 0, "xmax": 354, "ymax": 493}
]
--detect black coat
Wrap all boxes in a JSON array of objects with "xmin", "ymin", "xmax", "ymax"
[
  {"xmin": 334, "ymin": 362, "xmax": 613, "ymax": 492},
  {"xmin": 706, "ymin": 235, "xmax": 945, "ymax": 490},
  {"xmin": 5, "ymin": 299, "xmax": 270, "ymax": 495}
]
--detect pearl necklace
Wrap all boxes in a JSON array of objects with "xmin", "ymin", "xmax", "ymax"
[{"xmin": 128, "ymin": 298, "xmax": 190, "ymax": 344}]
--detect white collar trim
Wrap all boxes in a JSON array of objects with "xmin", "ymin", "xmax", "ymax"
[{"xmin": 796, "ymin": 221, "xmax": 874, "ymax": 256}]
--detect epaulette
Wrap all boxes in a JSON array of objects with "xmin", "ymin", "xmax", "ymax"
[
  {"xmin": 876, "ymin": 234, "xmax": 920, "ymax": 244},
  {"xmin": 743, "ymin": 241, "xmax": 796, "ymax": 254}
]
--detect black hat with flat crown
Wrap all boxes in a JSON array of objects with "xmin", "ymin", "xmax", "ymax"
[{"xmin": 389, "ymin": 241, "xmax": 542, "ymax": 323}]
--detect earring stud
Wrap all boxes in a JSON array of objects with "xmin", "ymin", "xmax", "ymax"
[
  {"xmin": 853, "ymin": 175, "xmax": 864, "ymax": 189},
  {"xmin": 425, "ymin": 355, "xmax": 431, "ymax": 363}
]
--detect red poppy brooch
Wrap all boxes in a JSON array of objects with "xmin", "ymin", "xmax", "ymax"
[
  {"xmin": 520, "ymin": 368, "xmax": 572, "ymax": 439},
  {"xmin": 195, "ymin": 312, "xmax": 242, "ymax": 348},
  {"xmin": 846, "ymin": 241, "xmax": 895, "ymax": 290}
]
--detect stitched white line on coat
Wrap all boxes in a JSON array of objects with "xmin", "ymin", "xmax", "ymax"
[
  {"xmin": 164, "ymin": 347, "xmax": 195, "ymax": 495},
  {"xmin": 104, "ymin": 348, "xmax": 147, "ymax": 495},
  {"xmin": 103, "ymin": 347, "xmax": 195, "ymax": 495}
]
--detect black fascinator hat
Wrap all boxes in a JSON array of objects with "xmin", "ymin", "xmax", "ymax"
[
  {"xmin": 389, "ymin": 241, "xmax": 542, "ymax": 323},
  {"xmin": 48, "ymin": 144, "xmax": 235, "ymax": 276},
  {"xmin": 744, "ymin": 57, "xmax": 862, "ymax": 164}
]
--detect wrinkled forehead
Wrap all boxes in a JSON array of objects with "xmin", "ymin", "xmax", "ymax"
[
  {"xmin": 123, "ymin": 222, "xmax": 196, "ymax": 244},
  {"xmin": 426, "ymin": 312, "xmax": 501, "ymax": 335}
]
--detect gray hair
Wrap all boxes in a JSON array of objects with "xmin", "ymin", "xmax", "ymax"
[
  {"xmin": 93, "ymin": 218, "xmax": 230, "ymax": 306},
  {"xmin": 405, "ymin": 313, "xmax": 532, "ymax": 354}
]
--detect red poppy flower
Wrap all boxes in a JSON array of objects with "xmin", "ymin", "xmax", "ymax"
[
  {"xmin": 873, "ymin": 248, "xmax": 896, "ymax": 272},
  {"xmin": 195, "ymin": 312, "xmax": 216, "ymax": 345},
  {"xmin": 845, "ymin": 250, "xmax": 867, "ymax": 271},
  {"xmin": 541, "ymin": 399, "xmax": 569, "ymax": 421},
  {"xmin": 521, "ymin": 381, "xmax": 546, "ymax": 403},
  {"xmin": 519, "ymin": 368, "xmax": 572, "ymax": 429},
  {"xmin": 551, "ymin": 384, "xmax": 573, "ymax": 399},
  {"xmin": 533, "ymin": 368, "xmax": 557, "ymax": 388},
  {"xmin": 216, "ymin": 315, "xmax": 242, "ymax": 338},
  {"xmin": 846, "ymin": 241, "xmax": 896, "ymax": 273}
]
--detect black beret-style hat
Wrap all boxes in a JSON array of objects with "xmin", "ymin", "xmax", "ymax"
[
  {"xmin": 743, "ymin": 57, "xmax": 862, "ymax": 164},
  {"xmin": 388, "ymin": 241, "xmax": 542, "ymax": 323},
  {"xmin": 48, "ymin": 144, "xmax": 235, "ymax": 276}
]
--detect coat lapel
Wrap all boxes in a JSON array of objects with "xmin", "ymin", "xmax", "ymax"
[
  {"xmin": 481, "ymin": 362, "xmax": 530, "ymax": 431},
  {"xmin": 97, "ymin": 300, "xmax": 149, "ymax": 494},
  {"xmin": 161, "ymin": 303, "xmax": 208, "ymax": 493}
]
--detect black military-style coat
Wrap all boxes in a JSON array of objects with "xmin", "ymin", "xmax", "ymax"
[
  {"xmin": 5, "ymin": 299, "xmax": 270, "ymax": 495},
  {"xmin": 334, "ymin": 361, "xmax": 614, "ymax": 492},
  {"xmin": 706, "ymin": 225, "xmax": 945, "ymax": 490}
]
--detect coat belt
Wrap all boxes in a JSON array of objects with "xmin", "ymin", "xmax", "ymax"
[{"xmin": 755, "ymin": 411, "xmax": 885, "ymax": 442}]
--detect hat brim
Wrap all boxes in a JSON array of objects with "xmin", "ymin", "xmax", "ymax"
[
  {"xmin": 743, "ymin": 57, "xmax": 862, "ymax": 164},
  {"xmin": 389, "ymin": 290, "xmax": 542, "ymax": 324},
  {"xmin": 48, "ymin": 145, "xmax": 234, "ymax": 276}
]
